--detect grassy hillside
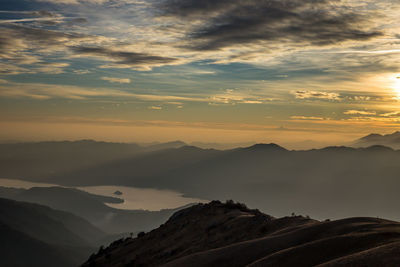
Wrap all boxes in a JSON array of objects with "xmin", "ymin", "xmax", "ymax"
[{"xmin": 82, "ymin": 201, "xmax": 400, "ymax": 267}]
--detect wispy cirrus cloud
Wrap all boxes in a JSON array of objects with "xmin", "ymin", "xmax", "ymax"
[
  {"xmin": 344, "ymin": 110, "xmax": 376, "ymax": 115},
  {"xmin": 101, "ymin": 76, "xmax": 131, "ymax": 84},
  {"xmin": 293, "ymin": 90, "xmax": 341, "ymax": 101},
  {"xmin": 0, "ymin": 81, "xmax": 277, "ymax": 106},
  {"xmin": 148, "ymin": 106, "xmax": 162, "ymax": 110},
  {"xmin": 290, "ymin": 116, "xmax": 325, "ymax": 121},
  {"xmin": 380, "ymin": 111, "xmax": 400, "ymax": 117}
]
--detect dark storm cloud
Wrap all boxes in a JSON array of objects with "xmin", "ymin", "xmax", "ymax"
[
  {"xmin": 71, "ymin": 46, "xmax": 177, "ymax": 66},
  {"xmin": 158, "ymin": 0, "xmax": 382, "ymax": 50}
]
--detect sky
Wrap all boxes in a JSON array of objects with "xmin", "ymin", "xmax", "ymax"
[{"xmin": 1, "ymin": 0, "xmax": 400, "ymax": 148}]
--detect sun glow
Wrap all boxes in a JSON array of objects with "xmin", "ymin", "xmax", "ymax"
[
  {"xmin": 391, "ymin": 75, "xmax": 400, "ymax": 98},
  {"xmin": 396, "ymin": 76, "xmax": 400, "ymax": 94}
]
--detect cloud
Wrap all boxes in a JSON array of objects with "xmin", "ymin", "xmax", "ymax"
[
  {"xmin": 346, "ymin": 116, "xmax": 400, "ymax": 123},
  {"xmin": 207, "ymin": 89, "xmax": 270, "ymax": 105},
  {"xmin": 0, "ymin": 82, "xmax": 136, "ymax": 100},
  {"xmin": 35, "ymin": 0, "xmax": 110, "ymax": 4},
  {"xmin": 0, "ymin": 10, "xmax": 58, "ymax": 17},
  {"xmin": 343, "ymin": 110, "xmax": 376, "ymax": 115},
  {"xmin": 0, "ymin": 81, "xmax": 205, "ymax": 102},
  {"xmin": 294, "ymin": 90, "xmax": 341, "ymax": 101},
  {"xmin": 71, "ymin": 46, "xmax": 177, "ymax": 70},
  {"xmin": 73, "ymin": 69, "xmax": 91, "ymax": 75},
  {"xmin": 158, "ymin": 0, "xmax": 382, "ymax": 51},
  {"xmin": 0, "ymin": 81, "xmax": 277, "ymax": 107},
  {"xmin": 0, "ymin": 18, "xmax": 63, "ymax": 24},
  {"xmin": 0, "ymin": 24, "xmax": 98, "ymax": 69},
  {"xmin": 290, "ymin": 116, "xmax": 325, "ymax": 121},
  {"xmin": 380, "ymin": 111, "xmax": 400, "ymax": 117},
  {"xmin": 148, "ymin": 106, "xmax": 162, "ymax": 110},
  {"xmin": 0, "ymin": 24, "xmax": 85, "ymax": 47},
  {"xmin": 35, "ymin": 62, "xmax": 70, "ymax": 74},
  {"xmin": 351, "ymin": 96, "xmax": 372, "ymax": 101},
  {"xmin": 0, "ymin": 63, "xmax": 32, "ymax": 75},
  {"xmin": 101, "ymin": 76, "xmax": 131, "ymax": 84}
]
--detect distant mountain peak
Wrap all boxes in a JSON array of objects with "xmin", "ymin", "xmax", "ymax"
[
  {"xmin": 386, "ymin": 131, "xmax": 400, "ymax": 137},
  {"xmin": 167, "ymin": 200, "xmax": 271, "ymax": 223},
  {"xmin": 354, "ymin": 131, "xmax": 400, "ymax": 149},
  {"xmin": 244, "ymin": 143, "xmax": 287, "ymax": 152},
  {"xmin": 359, "ymin": 133, "xmax": 382, "ymax": 141}
]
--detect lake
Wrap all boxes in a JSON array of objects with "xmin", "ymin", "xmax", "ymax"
[{"xmin": 0, "ymin": 178, "xmax": 206, "ymax": 211}]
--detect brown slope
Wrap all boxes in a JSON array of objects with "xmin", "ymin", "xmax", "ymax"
[
  {"xmin": 317, "ymin": 241, "xmax": 400, "ymax": 266},
  {"xmin": 162, "ymin": 217, "xmax": 400, "ymax": 267},
  {"xmin": 82, "ymin": 201, "xmax": 400, "ymax": 267},
  {"xmin": 82, "ymin": 201, "xmax": 315, "ymax": 267}
]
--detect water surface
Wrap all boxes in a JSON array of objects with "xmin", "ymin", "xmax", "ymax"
[{"xmin": 0, "ymin": 178, "xmax": 205, "ymax": 211}]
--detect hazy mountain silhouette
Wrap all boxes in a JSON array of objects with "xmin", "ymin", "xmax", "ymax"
[
  {"xmin": 0, "ymin": 197, "xmax": 106, "ymax": 267},
  {"xmin": 3, "ymin": 141, "xmax": 400, "ymax": 221},
  {"xmin": 0, "ymin": 140, "xmax": 186, "ymax": 181},
  {"xmin": 82, "ymin": 201, "xmax": 400, "ymax": 267},
  {"xmin": 46, "ymin": 145, "xmax": 221, "ymax": 186},
  {"xmin": 353, "ymin": 131, "xmax": 400, "ymax": 149},
  {"xmin": 35, "ymin": 143, "xmax": 400, "ymax": 221},
  {"xmin": 0, "ymin": 186, "xmax": 191, "ymax": 234},
  {"xmin": 141, "ymin": 140, "xmax": 187, "ymax": 151}
]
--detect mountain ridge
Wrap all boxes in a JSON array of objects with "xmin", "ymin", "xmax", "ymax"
[
  {"xmin": 82, "ymin": 201, "xmax": 400, "ymax": 267},
  {"xmin": 353, "ymin": 131, "xmax": 400, "ymax": 149}
]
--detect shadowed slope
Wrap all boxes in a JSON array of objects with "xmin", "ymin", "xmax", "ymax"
[
  {"xmin": 82, "ymin": 201, "xmax": 400, "ymax": 267},
  {"xmin": 0, "ymin": 197, "xmax": 106, "ymax": 267},
  {"xmin": 0, "ymin": 222, "xmax": 77, "ymax": 267}
]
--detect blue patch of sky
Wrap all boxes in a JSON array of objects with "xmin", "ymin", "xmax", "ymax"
[{"xmin": 0, "ymin": 1, "xmax": 57, "ymax": 12}]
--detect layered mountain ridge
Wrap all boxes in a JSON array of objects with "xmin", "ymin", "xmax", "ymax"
[
  {"xmin": 353, "ymin": 131, "xmax": 400, "ymax": 149},
  {"xmin": 0, "ymin": 197, "xmax": 106, "ymax": 267}
]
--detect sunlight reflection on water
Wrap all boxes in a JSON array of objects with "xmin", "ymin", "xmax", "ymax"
[{"xmin": 0, "ymin": 178, "xmax": 205, "ymax": 211}]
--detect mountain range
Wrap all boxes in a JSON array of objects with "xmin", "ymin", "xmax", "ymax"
[
  {"xmin": 0, "ymin": 140, "xmax": 186, "ymax": 181},
  {"xmin": 29, "ymin": 142, "xmax": 400, "ymax": 221},
  {"xmin": 2, "ymin": 138, "xmax": 400, "ymax": 221},
  {"xmin": 353, "ymin": 131, "xmax": 400, "ymax": 149}
]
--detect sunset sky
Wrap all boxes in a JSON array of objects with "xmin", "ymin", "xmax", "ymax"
[{"xmin": 1, "ymin": 0, "xmax": 400, "ymax": 147}]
